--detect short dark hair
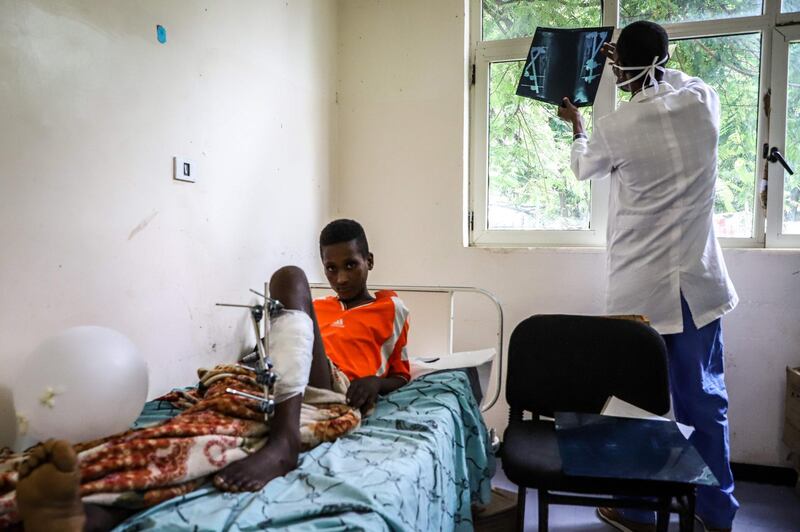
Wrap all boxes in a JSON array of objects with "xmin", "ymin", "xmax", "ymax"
[
  {"xmin": 319, "ymin": 219, "xmax": 370, "ymax": 257},
  {"xmin": 616, "ymin": 20, "xmax": 669, "ymax": 83}
]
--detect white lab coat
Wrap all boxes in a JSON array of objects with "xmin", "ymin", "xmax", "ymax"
[{"xmin": 571, "ymin": 69, "xmax": 738, "ymax": 334}]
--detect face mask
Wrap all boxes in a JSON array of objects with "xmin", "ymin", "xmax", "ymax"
[{"xmin": 612, "ymin": 55, "xmax": 669, "ymax": 96}]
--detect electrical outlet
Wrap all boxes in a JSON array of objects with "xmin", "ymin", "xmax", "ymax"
[{"xmin": 173, "ymin": 157, "xmax": 196, "ymax": 183}]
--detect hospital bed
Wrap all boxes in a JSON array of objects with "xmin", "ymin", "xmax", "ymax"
[{"xmin": 112, "ymin": 285, "xmax": 504, "ymax": 531}]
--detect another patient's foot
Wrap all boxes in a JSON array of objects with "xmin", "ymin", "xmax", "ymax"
[
  {"xmin": 212, "ymin": 432, "xmax": 300, "ymax": 492},
  {"xmin": 16, "ymin": 439, "xmax": 85, "ymax": 532}
]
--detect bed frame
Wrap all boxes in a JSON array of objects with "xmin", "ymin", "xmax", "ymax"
[{"xmin": 309, "ymin": 283, "xmax": 504, "ymax": 413}]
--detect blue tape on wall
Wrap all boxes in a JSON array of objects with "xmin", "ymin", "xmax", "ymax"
[{"xmin": 156, "ymin": 25, "xmax": 167, "ymax": 44}]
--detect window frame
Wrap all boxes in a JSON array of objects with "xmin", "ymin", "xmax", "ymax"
[
  {"xmin": 468, "ymin": 0, "xmax": 800, "ymax": 248},
  {"xmin": 766, "ymin": 24, "xmax": 800, "ymax": 246},
  {"xmin": 469, "ymin": 35, "xmax": 613, "ymax": 246}
]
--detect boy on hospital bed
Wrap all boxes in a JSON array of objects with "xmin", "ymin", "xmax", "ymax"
[
  {"xmin": 314, "ymin": 218, "xmax": 410, "ymax": 410},
  {"xmin": 3, "ymin": 219, "xmax": 410, "ymax": 532}
]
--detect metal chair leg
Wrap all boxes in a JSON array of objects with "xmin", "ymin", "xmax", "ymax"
[
  {"xmin": 516, "ymin": 486, "xmax": 526, "ymax": 531},
  {"xmin": 675, "ymin": 490, "xmax": 697, "ymax": 532},
  {"xmin": 656, "ymin": 496, "xmax": 670, "ymax": 532},
  {"xmin": 685, "ymin": 491, "xmax": 696, "ymax": 532},
  {"xmin": 538, "ymin": 489, "xmax": 549, "ymax": 532},
  {"xmin": 677, "ymin": 495, "xmax": 688, "ymax": 531}
]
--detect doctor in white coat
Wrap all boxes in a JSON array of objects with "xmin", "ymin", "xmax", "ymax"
[{"xmin": 558, "ymin": 21, "xmax": 738, "ymax": 532}]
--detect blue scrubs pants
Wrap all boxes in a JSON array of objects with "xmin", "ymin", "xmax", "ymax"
[{"xmin": 620, "ymin": 296, "xmax": 739, "ymax": 529}]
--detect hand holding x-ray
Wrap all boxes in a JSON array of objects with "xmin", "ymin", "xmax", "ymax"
[
  {"xmin": 557, "ymin": 97, "xmax": 581, "ymax": 123},
  {"xmin": 602, "ymin": 42, "xmax": 616, "ymax": 63},
  {"xmin": 557, "ymin": 97, "xmax": 588, "ymax": 142}
]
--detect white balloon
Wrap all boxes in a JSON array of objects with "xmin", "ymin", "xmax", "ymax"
[{"xmin": 13, "ymin": 326, "xmax": 148, "ymax": 444}]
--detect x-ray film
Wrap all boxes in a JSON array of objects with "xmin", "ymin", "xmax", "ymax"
[{"xmin": 516, "ymin": 26, "xmax": 613, "ymax": 107}]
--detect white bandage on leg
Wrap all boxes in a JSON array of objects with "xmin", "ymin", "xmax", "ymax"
[{"xmin": 268, "ymin": 309, "xmax": 314, "ymax": 403}]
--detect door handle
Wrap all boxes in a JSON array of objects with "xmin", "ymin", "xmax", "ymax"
[{"xmin": 763, "ymin": 144, "xmax": 795, "ymax": 175}]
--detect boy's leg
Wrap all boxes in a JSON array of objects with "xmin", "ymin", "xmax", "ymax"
[
  {"xmin": 213, "ymin": 265, "xmax": 330, "ymax": 492},
  {"xmin": 267, "ymin": 265, "xmax": 333, "ymax": 390}
]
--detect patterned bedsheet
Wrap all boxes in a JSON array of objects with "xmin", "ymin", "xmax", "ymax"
[{"xmin": 114, "ymin": 371, "xmax": 493, "ymax": 531}]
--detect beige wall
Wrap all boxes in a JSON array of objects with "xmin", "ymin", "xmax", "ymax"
[
  {"xmin": 336, "ymin": 0, "xmax": 800, "ymax": 467},
  {"xmin": 0, "ymin": 0, "xmax": 337, "ymax": 448}
]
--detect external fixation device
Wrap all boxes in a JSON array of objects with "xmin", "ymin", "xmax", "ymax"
[{"xmin": 216, "ymin": 283, "xmax": 284, "ymax": 420}]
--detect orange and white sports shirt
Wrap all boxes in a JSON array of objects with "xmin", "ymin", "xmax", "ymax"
[{"xmin": 313, "ymin": 290, "xmax": 410, "ymax": 382}]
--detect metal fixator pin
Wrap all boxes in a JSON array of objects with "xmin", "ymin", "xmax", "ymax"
[
  {"xmin": 216, "ymin": 284, "xmax": 285, "ymax": 421},
  {"xmin": 225, "ymin": 388, "xmax": 276, "ymax": 416}
]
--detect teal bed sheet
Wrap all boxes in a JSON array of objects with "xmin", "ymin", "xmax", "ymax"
[{"xmin": 114, "ymin": 371, "xmax": 493, "ymax": 531}]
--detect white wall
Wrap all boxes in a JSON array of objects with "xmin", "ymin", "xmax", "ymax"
[
  {"xmin": 336, "ymin": 0, "xmax": 800, "ymax": 467},
  {"xmin": 0, "ymin": 0, "xmax": 338, "ymax": 449}
]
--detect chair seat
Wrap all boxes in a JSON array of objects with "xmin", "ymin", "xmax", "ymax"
[{"xmin": 501, "ymin": 420, "xmax": 692, "ymax": 497}]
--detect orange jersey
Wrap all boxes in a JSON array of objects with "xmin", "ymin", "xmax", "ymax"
[{"xmin": 313, "ymin": 290, "xmax": 410, "ymax": 382}]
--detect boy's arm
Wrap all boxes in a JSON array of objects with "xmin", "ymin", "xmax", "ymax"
[
  {"xmin": 346, "ymin": 317, "xmax": 410, "ymax": 410},
  {"xmin": 346, "ymin": 376, "xmax": 406, "ymax": 410},
  {"xmin": 385, "ymin": 318, "xmax": 410, "ymax": 384}
]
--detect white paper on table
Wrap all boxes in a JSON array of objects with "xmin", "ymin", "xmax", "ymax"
[
  {"xmin": 409, "ymin": 348, "xmax": 495, "ymax": 379},
  {"xmin": 601, "ymin": 395, "xmax": 695, "ymax": 440}
]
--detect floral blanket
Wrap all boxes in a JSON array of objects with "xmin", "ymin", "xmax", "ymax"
[{"xmin": 0, "ymin": 364, "xmax": 360, "ymax": 527}]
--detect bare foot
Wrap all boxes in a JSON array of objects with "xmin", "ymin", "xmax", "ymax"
[
  {"xmin": 213, "ymin": 394, "xmax": 303, "ymax": 493},
  {"xmin": 212, "ymin": 433, "xmax": 300, "ymax": 492},
  {"xmin": 16, "ymin": 440, "xmax": 85, "ymax": 532}
]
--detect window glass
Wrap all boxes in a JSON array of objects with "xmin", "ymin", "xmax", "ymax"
[
  {"xmin": 487, "ymin": 60, "xmax": 592, "ymax": 230},
  {"xmin": 783, "ymin": 0, "xmax": 800, "ymax": 13},
  {"xmin": 620, "ymin": 0, "xmax": 762, "ymax": 26},
  {"xmin": 482, "ymin": 0, "xmax": 601, "ymax": 41},
  {"xmin": 782, "ymin": 42, "xmax": 800, "ymax": 233},
  {"xmin": 670, "ymin": 33, "xmax": 761, "ymax": 238}
]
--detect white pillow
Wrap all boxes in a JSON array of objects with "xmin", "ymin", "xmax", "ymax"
[{"xmin": 409, "ymin": 348, "xmax": 495, "ymax": 380}]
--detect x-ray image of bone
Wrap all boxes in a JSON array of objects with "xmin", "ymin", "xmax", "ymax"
[
  {"xmin": 516, "ymin": 26, "xmax": 613, "ymax": 107},
  {"xmin": 520, "ymin": 46, "xmax": 548, "ymax": 94},
  {"xmin": 581, "ymin": 31, "xmax": 609, "ymax": 84}
]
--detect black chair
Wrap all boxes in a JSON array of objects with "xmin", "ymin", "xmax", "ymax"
[{"xmin": 501, "ymin": 315, "xmax": 696, "ymax": 532}]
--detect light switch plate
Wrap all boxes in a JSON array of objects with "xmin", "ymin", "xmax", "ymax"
[{"xmin": 173, "ymin": 157, "xmax": 196, "ymax": 183}]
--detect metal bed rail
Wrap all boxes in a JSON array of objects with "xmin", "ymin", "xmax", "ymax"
[{"xmin": 309, "ymin": 283, "xmax": 504, "ymax": 413}]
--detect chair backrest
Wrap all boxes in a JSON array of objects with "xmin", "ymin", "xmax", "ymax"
[{"xmin": 506, "ymin": 315, "xmax": 669, "ymax": 420}]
